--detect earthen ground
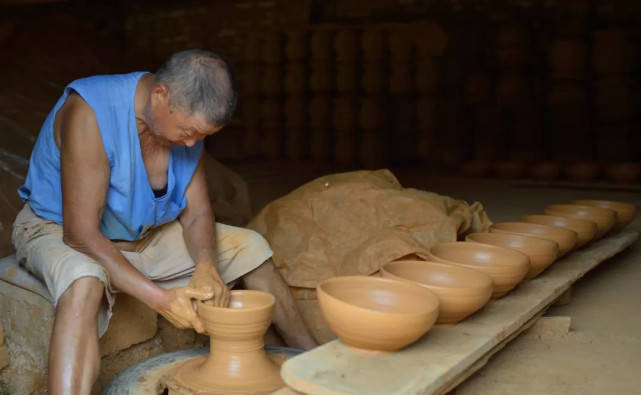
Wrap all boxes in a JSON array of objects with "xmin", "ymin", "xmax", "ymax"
[{"xmin": 229, "ymin": 162, "xmax": 641, "ymax": 395}]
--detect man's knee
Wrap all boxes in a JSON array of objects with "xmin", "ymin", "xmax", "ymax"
[
  {"xmin": 57, "ymin": 276, "xmax": 105, "ymax": 317},
  {"xmin": 238, "ymin": 229, "xmax": 272, "ymax": 259}
]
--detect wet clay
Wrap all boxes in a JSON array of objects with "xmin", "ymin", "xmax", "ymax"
[
  {"xmin": 544, "ymin": 204, "xmax": 617, "ymax": 239},
  {"xmin": 381, "ymin": 260, "xmax": 493, "ymax": 325},
  {"xmin": 521, "ymin": 214, "xmax": 597, "ymax": 248},
  {"xmin": 317, "ymin": 276, "xmax": 439, "ymax": 351},
  {"xmin": 490, "ymin": 221, "xmax": 578, "ymax": 257},
  {"xmin": 466, "ymin": 232, "xmax": 559, "ymax": 279},
  {"xmin": 169, "ymin": 290, "xmax": 283, "ymax": 394},
  {"xmin": 428, "ymin": 241, "xmax": 530, "ymax": 299}
]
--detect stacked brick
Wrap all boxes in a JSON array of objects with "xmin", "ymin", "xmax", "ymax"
[
  {"xmin": 546, "ymin": 22, "xmax": 593, "ymax": 180},
  {"xmin": 333, "ymin": 29, "xmax": 359, "ymax": 167},
  {"xmin": 359, "ymin": 27, "xmax": 386, "ymax": 168},
  {"xmin": 232, "ymin": 22, "xmax": 446, "ymax": 168},
  {"xmin": 592, "ymin": 28, "xmax": 641, "ymax": 182},
  {"xmin": 493, "ymin": 25, "xmax": 543, "ymax": 178},
  {"xmin": 284, "ymin": 31, "xmax": 308, "ymax": 161}
]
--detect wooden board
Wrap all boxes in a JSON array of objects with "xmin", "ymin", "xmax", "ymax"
[{"xmin": 280, "ymin": 231, "xmax": 638, "ymax": 395}]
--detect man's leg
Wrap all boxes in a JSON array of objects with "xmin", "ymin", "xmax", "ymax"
[
  {"xmin": 242, "ymin": 259, "xmax": 317, "ymax": 350},
  {"xmin": 49, "ymin": 277, "xmax": 104, "ymax": 395}
]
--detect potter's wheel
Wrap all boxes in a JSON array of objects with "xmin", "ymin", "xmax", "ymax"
[{"xmin": 104, "ymin": 346, "xmax": 302, "ymax": 395}]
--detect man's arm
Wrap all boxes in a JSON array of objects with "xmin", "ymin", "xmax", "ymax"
[
  {"xmin": 179, "ymin": 152, "xmax": 230, "ymax": 307},
  {"xmin": 59, "ymin": 94, "xmax": 212, "ymax": 332}
]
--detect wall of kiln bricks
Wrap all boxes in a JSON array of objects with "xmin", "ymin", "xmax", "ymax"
[{"xmin": 120, "ymin": 0, "xmax": 641, "ymax": 176}]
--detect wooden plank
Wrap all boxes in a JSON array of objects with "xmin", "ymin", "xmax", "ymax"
[{"xmin": 280, "ymin": 231, "xmax": 638, "ymax": 395}]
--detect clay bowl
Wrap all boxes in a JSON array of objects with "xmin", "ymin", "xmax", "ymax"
[
  {"xmin": 317, "ymin": 276, "xmax": 439, "ymax": 351},
  {"xmin": 544, "ymin": 204, "xmax": 617, "ymax": 239},
  {"xmin": 572, "ymin": 200, "xmax": 637, "ymax": 232},
  {"xmin": 493, "ymin": 160, "xmax": 525, "ymax": 179},
  {"xmin": 564, "ymin": 161, "xmax": 601, "ymax": 182},
  {"xmin": 528, "ymin": 161, "xmax": 561, "ymax": 182},
  {"xmin": 172, "ymin": 290, "xmax": 283, "ymax": 394},
  {"xmin": 490, "ymin": 222, "xmax": 578, "ymax": 257},
  {"xmin": 461, "ymin": 159, "xmax": 492, "ymax": 178},
  {"xmin": 604, "ymin": 162, "xmax": 641, "ymax": 184},
  {"xmin": 427, "ymin": 242, "xmax": 530, "ymax": 299},
  {"xmin": 521, "ymin": 214, "xmax": 597, "ymax": 248},
  {"xmin": 381, "ymin": 260, "xmax": 493, "ymax": 326},
  {"xmin": 466, "ymin": 232, "xmax": 559, "ymax": 279}
]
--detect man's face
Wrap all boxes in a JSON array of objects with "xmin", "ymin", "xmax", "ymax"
[{"xmin": 149, "ymin": 85, "xmax": 223, "ymax": 147}]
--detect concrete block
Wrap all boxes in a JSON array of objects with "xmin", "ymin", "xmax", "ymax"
[
  {"xmin": 524, "ymin": 316, "xmax": 572, "ymax": 341},
  {"xmin": 0, "ymin": 279, "xmax": 158, "ymax": 393},
  {"xmin": 99, "ymin": 294, "xmax": 158, "ymax": 356},
  {"xmin": 0, "ymin": 279, "xmax": 52, "ymax": 394}
]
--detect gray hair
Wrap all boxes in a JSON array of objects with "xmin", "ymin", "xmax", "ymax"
[{"xmin": 155, "ymin": 49, "xmax": 237, "ymax": 126}]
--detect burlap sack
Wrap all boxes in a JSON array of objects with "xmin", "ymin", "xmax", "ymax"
[{"xmin": 248, "ymin": 169, "xmax": 492, "ymax": 343}]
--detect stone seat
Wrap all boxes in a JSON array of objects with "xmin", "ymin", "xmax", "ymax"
[{"xmin": 0, "ymin": 254, "xmax": 195, "ymax": 394}]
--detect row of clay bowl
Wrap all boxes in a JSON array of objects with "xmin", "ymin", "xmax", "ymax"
[
  {"xmin": 461, "ymin": 160, "xmax": 641, "ymax": 184},
  {"xmin": 317, "ymin": 199, "xmax": 637, "ymax": 352}
]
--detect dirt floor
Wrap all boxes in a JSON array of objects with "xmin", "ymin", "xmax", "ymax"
[{"xmin": 229, "ymin": 162, "xmax": 641, "ymax": 395}]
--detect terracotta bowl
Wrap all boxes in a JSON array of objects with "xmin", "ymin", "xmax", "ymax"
[
  {"xmin": 572, "ymin": 200, "xmax": 637, "ymax": 232},
  {"xmin": 317, "ymin": 276, "xmax": 439, "ymax": 351},
  {"xmin": 544, "ymin": 204, "xmax": 617, "ymax": 239},
  {"xmin": 461, "ymin": 159, "xmax": 492, "ymax": 178},
  {"xmin": 493, "ymin": 160, "xmax": 525, "ymax": 179},
  {"xmin": 521, "ymin": 214, "xmax": 597, "ymax": 248},
  {"xmin": 490, "ymin": 222, "xmax": 578, "ymax": 257},
  {"xmin": 466, "ymin": 232, "xmax": 559, "ymax": 279},
  {"xmin": 604, "ymin": 162, "xmax": 641, "ymax": 184},
  {"xmin": 564, "ymin": 161, "xmax": 602, "ymax": 182},
  {"xmin": 381, "ymin": 260, "xmax": 493, "ymax": 325},
  {"xmin": 427, "ymin": 242, "xmax": 530, "ymax": 299},
  {"xmin": 529, "ymin": 161, "xmax": 561, "ymax": 182}
]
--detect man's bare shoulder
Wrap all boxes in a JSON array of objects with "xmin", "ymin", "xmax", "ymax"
[{"xmin": 55, "ymin": 92, "xmax": 101, "ymax": 147}]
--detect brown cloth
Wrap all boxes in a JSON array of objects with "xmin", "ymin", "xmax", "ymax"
[{"xmin": 248, "ymin": 169, "xmax": 492, "ymax": 289}]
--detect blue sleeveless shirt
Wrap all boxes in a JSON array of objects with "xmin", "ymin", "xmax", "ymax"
[{"xmin": 18, "ymin": 72, "xmax": 204, "ymax": 241}]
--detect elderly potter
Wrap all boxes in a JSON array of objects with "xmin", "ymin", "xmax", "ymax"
[{"xmin": 12, "ymin": 49, "xmax": 316, "ymax": 395}]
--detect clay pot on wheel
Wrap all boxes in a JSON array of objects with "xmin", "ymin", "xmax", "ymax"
[{"xmin": 169, "ymin": 290, "xmax": 283, "ymax": 394}]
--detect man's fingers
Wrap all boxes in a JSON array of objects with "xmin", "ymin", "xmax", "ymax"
[
  {"xmin": 213, "ymin": 285, "xmax": 223, "ymax": 306},
  {"xmin": 222, "ymin": 289, "xmax": 231, "ymax": 308},
  {"xmin": 193, "ymin": 317, "xmax": 206, "ymax": 334},
  {"xmin": 183, "ymin": 286, "xmax": 214, "ymax": 301}
]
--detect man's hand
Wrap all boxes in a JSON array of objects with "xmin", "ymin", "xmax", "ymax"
[
  {"xmin": 157, "ymin": 286, "xmax": 214, "ymax": 334},
  {"xmin": 189, "ymin": 262, "xmax": 230, "ymax": 307}
]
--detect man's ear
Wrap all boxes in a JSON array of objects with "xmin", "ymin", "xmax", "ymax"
[{"xmin": 151, "ymin": 83, "xmax": 169, "ymax": 107}]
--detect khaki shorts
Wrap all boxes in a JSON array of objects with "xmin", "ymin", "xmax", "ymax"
[{"xmin": 12, "ymin": 204, "xmax": 272, "ymax": 337}]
